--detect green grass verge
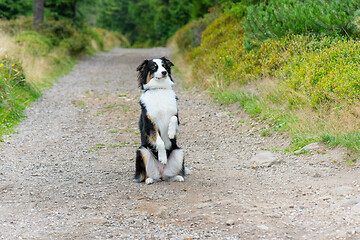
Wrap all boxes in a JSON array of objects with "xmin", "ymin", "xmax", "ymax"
[
  {"xmin": 171, "ymin": 10, "xmax": 360, "ymax": 154},
  {"xmin": 0, "ymin": 17, "xmax": 128, "ymax": 139}
]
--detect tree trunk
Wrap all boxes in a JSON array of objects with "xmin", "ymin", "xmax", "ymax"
[{"xmin": 33, "ymin": 0, "xmax": 45, "ymax": 26}]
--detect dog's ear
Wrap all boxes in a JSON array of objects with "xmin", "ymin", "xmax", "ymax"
[
  {"xmin": 136, "ymin": 60, "xmax": 148, "ymax": 72},
  {"xmin": 161, "ymin": 57, "xmax": 174, "ymax": 68},
  {"xmin": 137, "ymin": 60, "xmax": 148, "ymax": 89}
]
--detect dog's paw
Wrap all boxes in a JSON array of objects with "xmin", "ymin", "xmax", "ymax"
[
  {"xmin": 145, "ymin": 178, "xmax": 154, "ymax": 185},
  {"xmin": 168, "ymin": 129, "xmax": 176, "ymax": 139},
  {"xmin": 158, "ymin": 151, "xmax": 167, "ymax": 165},
  {"xmin": 168, "ymin": 116, "xmax": 178, "ymax": 139},
  {"xmin": 172, "ymin": 175, "xmax": 184, "ymax": 182}
]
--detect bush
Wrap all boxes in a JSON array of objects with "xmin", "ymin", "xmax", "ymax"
[
  {"xmin": 0, "ymin": 57, "xmax": 41, "ymax": 132},
  {"xmin": 172, "ymin": 8, "xmax": 360, "ymax": 152},
  {"xmin": 170, "ymin": 13, "xmax": 218, "ymax": 54},
  {"xmin": 244, "ymin": 0, "xmax": 360, "ymax": 43},
  {"xmin": 0, "ymin": 17, "xmax": 127, "ymax": 137},
  {"xmin": 14, "ymin": 31, "xmax": 53, "ymax": 56},
  {"xmin": 280, "ymin": 38, "xmax": 360, "ymax": 107},
  {"xmin": 0, "ymin": 0, "xmax": 32, "ymax": 19},
  {"xmin": 190, "ymin": 14, "xmax": 245, "ymax": 87}
]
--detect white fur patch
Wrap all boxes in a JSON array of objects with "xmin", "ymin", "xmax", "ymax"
[
  {"xmin": 168, "ymin": 115, "xmax": 178, "ymax": 139},
  {"xmin": 139, "ymin": 147, "xmax": 184, "ymax": 182},
  {"xmin": 171, "ymin": 175, "xmax": 184, "ymax": 182},
  {"xmin": 145, "ymin": 178, "xmax": 154, "ymax": 185},
  {"xmin": 140, "ymin": 89, "xmax": 178, "ymax": 150},
  {"xmin": 163, "ymin": 148, "xmax": 184, "ymax": 179}
]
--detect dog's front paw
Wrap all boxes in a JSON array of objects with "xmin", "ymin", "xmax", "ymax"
[
  {"xmin": 158, "ymin": 151, "xmax": 167, "ymax": 165},
  {"xmin": 145, "ymin": 178, "xmax": 154, "ymax": 185},
  {"xmin": 168, "ymin": 128, "xmax": 176, "ymax": 139},
  {"xmin": 168, "ymin": 116, "xmax": 178, "ymax": 139}
]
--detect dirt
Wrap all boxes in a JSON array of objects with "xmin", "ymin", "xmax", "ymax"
[{"xmin": 1, "ymin": 47, "xmax": 360, "ymax": 239}]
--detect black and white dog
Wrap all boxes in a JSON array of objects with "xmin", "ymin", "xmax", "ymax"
[{"xmin": 134, "ymin": 57, "xmax": 185, "ymax": 184}]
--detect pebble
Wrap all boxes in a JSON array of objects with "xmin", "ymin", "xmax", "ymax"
[
  {"xmin": 225, "ymin": 219, "xmax": 235, "ymax": 226},
  {"xmin": 352, "ymin": 203, "xmax": 360, "ymax": 213},
  {"xmin": 79, "ymin": 217, "xmax": 108, "ymax": 224},
  {"xmin": 330, "ymin": 186, "xmax": 354, "ymax": 196},
  {"xmin": 248, "ymin": 151, "xmax": 282, "ymax": 168},
  {"xmin": 294, "ymin": 142, "xmax": 323, "ymax": 154}
]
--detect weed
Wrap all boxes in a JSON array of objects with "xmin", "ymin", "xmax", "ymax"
[
  {"xmin": 74, "ymin": 100, "xmax": 86, "ymax": 107},
  {"xmin": 346, "ymin": 158, "xmax": 357, "ymax": 166},
  {"xmin": 88, "ymin": 143, "xmax": 105, "ymax": 152},
  {"xmin": 260, "ymin": 129, "xmax": 272, "ymax": 137}
]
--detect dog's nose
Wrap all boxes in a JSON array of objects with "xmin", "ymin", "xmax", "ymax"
[{"xmin": 161, "ymin": 71, "xmax": 167, "ymax": 76}]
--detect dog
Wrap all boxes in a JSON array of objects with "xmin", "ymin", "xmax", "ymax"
[{"xmin": 134, "ymin": 57, "xmax": 185, "ymax": 184}]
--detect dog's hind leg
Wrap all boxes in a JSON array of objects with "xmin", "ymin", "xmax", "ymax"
[
  {"xmin": 138, "ymin": 147, "xmax": 162, "ymax": 184},
  {"xmin": 163, "ymin": 148, "xmax": 185, "ymax": 182},
  {"xmin": 134, "ymin": 148, "xmax": 147, "ymax": 182}
]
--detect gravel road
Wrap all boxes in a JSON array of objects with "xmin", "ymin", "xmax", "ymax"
[{"xmin": 1, "ymin": 47, "xmax": 360, "ymax": 239}]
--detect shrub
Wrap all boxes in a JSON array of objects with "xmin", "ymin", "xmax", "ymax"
[
  {"xmin": 14, "ymin": 31, "xmax": 53, "ymax": 56},
  {"xmin": 190, "ymin": 14, "xmax": 245, "ymax": 87},
  {"xmin": 172, "ymin": 8, "xmax": 360, "ymax": 152},
  {"xmin": 0, "ymin": 17, "xmax": 127, "ymax": 137},
  {"xmin": 0, "ymin": 57, "xmax": 41, "ymax": 132},
  {"xmin": 280, "ymin": 38, "xmax": 360, "ymax": 107},
  {"xmin": 244, "ymin": 0, "xmax": 360, "ymax": 43},
  {"xmin": 170, "ymin": 13, "xmax": 218, "ymax": 54}
]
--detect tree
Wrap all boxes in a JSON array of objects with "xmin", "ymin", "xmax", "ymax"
[
  {"xmin": 33, "ymin": 0, "xmax": 45, "ymax": 26},
  {"xmin": 0, "ymin": 0, "xmax": 32, "ymax": 19}
]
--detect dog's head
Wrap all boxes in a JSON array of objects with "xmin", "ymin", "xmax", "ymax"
[{"xmin": 136, "ymin": 57, "xmax": 174, "ymax": 90}]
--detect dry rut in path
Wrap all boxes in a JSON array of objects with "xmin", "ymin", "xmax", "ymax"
[{"xmin": 1, "ymin": 48, "xmax": 360, "ymax": 239}]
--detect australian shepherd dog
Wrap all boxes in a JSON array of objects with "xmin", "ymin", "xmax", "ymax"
[{"xmin": 134, "ymin": 57, "xmax": 185, "ymax": 184}]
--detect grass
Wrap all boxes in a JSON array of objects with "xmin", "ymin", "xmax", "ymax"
[
  {"xmin": 0, "ymin": 17, "xmax": 128, "ymax": 138},
  {"xmin": 170, "ymin": 11, "xmax": 360, "ymax": 155}
]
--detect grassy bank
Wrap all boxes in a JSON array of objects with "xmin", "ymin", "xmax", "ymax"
[
  {"xmin": 170, "ymin": 1, "xmax": 360, "ymax": 154},
  {"xmin": 0, "ymin": 17, "xmax": 128, "ymax": 137}
]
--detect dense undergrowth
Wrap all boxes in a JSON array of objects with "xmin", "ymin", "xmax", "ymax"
[
  {"xmin": 0, "ymin": 16, "xmax": 128, "ymax": 137},
  {"xmin": 170, "ymin": 0, "xmax": 360, "ymax": 153}
]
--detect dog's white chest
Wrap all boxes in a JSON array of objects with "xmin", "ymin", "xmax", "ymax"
[
  {"xmin": 141, "ymin": 89, "xmax": 177, "ymax": 121},
  {"xmin": 140, "ymin": 89, "xmax": 177, "ymax": 147}
]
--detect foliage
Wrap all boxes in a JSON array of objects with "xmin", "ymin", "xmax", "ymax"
[
  {"xmin": 0, "ymin": 0, "xmax": 32, "ymax": 19},
  {"xmin": 244, "ymin": 0, "xmax": 360, "ymax": 43},
  {"xmin": 0, "ymin": 0, "xmax": 95, "ymax": 22},
  {"xmin": 97, "ymin": 0, "xmax": 194, "ymax": 46},
  {"xmin": 169, "ymin": 12, "xmax": 218, "ymax": 54},
  {"xmin": 0, "ymin": 17, "xmax": 126, "ymax": 136},
  {"xmin": 96, "ymin": 0, "xmax": 257, "ymax": 46},
  {"xmin": 281, "ymin": 38, "xmax": 360, "ymax": 107},
  {"xmin": 172, "ymin": 6, "xmax": 360, "ymax": 152},
  {"xmin": 0, "ymin": 57, "xmax": 41, "ymax": 133}
]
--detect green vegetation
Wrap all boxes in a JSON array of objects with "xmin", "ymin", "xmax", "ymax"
[
  {"xmin": 170, "ymin": 0, "xmax": 360, "ymax": 153},
  {"xmin": 0, "ymin": 57, "xmax": 40, "ymax": 133},
  {"xmin": 244, "ymin": 0, "xmax": 360, "ymax": 43},
  {"xmin": 0, "ymin": 14, "xmax": 127, "ymax": 137},
  {"xmin": 96, "ymin": 0, "xmax": 249, "ymax": 46}
]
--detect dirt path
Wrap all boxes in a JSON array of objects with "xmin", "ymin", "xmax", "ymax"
[{"xmin": 1, "ymin": 48, "xmax": 360, "ymax": 239}]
